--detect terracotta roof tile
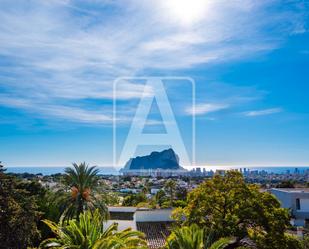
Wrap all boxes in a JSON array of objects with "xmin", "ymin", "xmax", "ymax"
[{"xmin": 136, "ymin": 222, "xmax": 173, "ymax": 249}]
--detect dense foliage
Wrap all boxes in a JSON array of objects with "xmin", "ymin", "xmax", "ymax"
[
  {"xmin": 164, "ymin": 179, "xmax": 177, "ymax": 207},
  {"xmin": 0, "ymin": 163, "xmax": 40, "ymax": 248},
  {"xmin": 165, "ymin": 224, "xmax": 235, "ymax": 249},
  {"xmin": 122, "ymin": 193, "xmax": 147, "ymax": 206},
  {"xmin": 1, "ymin": 162, "xmax": 308, "ymax": 249},
  {"xmin": 41, "ymin": 209, "xmax": 147, "ymax": 249},
  {"xmin": 172, "ymin": 171, "xmax": 301, "ymax": 249},
  {"xmin": 0, "ymin": 162, "xmax": 112, "ymax": 248}
]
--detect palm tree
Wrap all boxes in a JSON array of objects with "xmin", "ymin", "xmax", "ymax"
[
  {"xmin": 165, "ymin": 224, "xmax": 205, "ymax": 249},
  {"xmin": 40, "ymin": 209, "xmax": 147, "ymax": 249},
  {"xmin": 62, "ymin": 162, "xmax": 107, "ymax": 221},
  {"xmin": 165, "ymin": 224, "xmax": 235, "ymax": 249},
  {"xmin": 165, "ymin": 179, "xmax": 177, "ymax": 207}
]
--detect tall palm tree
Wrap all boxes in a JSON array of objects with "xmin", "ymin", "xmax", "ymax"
[
  {"xmin": 62, "ymin": 162, "xmax": 107, "ymax": 222},
  {"xmin": 165, "ymin": 179, "xmax": 177, "ymax": 207},
  {"xmin": 165, "ymin": 224, "xmax": 235, "ymax": 249},
  {"xmin": 40, "ymin": 210, "xmax": 147, "ymax": 249}
]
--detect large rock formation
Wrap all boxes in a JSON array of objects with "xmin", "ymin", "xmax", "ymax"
[{"xmin": 122, "ymin": 148, "xmax": 181, "ymax": 171}]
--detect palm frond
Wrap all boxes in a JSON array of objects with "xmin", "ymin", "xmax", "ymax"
[
  {"xmin": 209, "ymin": 237, "xmax": 235, "ymax": 249},
  {"xmin": 41, "ymin": 210, "xmax": 147, "ymax": 249}
]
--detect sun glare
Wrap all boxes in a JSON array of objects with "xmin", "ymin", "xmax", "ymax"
[{"xmin": 162, "ymin": 0, "xmax": 209, "ymax": 26}]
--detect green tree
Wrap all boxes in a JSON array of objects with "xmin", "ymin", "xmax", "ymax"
[
  {"xmin": 122, "ymin": 193, "xmax": 147, "ymax": 206},
  {"xmin": 16, "ymin": 180, "xmax": 65, "ymax": 240},
  {"xmin": 40, "ymin": 209, "xmax": 147, "ymax": 249},
  {"xmin": 38, "ymin": 189, "xmax": 70, "ymax": 240},
  {"xmin": 165, "ymin": 179, "xmax": 177, "ymax": 207},
  {"xmin": 173, "ymin": 200, "xmax": 187, "ymax": 208},
  {"xmin": 300, "ymin": 235, "xmax": 309, "ymax": 249},
  {"xmin": 62, "ymin": 162, "xmax": 108, "ymax": 221},
  {"xmin": 175, "ymin": 186, "xmax": 188, "ymax": 201},
  {"xmin": 275, "ymin": 180, "xmax": 295, "ymax": 188},
  {"xmin": 141, "ymin": 186, "xmax": 149, "ymax": 195},
  {"xmin": 173, "ymin": 171, "xmax": 300, "ymax": 249},
  {"xmin": 100, "ymin": 191, "xmax": 120, "ymax": 206},
  {"xmin": 165, "ymin": 224, "xmax": 235, "ymax": 249},
  {"xmin": 0, "ymin": 162, "xmax": 40, "ymax": 248},
  {"xmin": 155, "ymin": 189, "xmax": 167, "ymax": 207}
]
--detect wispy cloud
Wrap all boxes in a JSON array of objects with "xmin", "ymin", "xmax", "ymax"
[
  {"xmin": 186, "ymin": 103, "xmax": 229, "ymax": 115},
  {"xmin": 244, "ymin": 108, "xmax": 283, "ymax": 117},
  {"xmin": 184, "ymin": 81, "xmax": 267, "ymax": 117},
  {"xmin": 0, "ymin": 94, "xmax": 114, "ymax": 123},
  {"xmin": 0, "ymin": 0, "xmax": 305, "ymax": 124}
]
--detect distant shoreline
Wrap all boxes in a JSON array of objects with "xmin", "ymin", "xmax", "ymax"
[{"xmin": 5, "ymin": 166, "xmax": 309, "ymax": 176}]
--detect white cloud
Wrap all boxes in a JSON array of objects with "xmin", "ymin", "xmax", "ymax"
[
  {"xmin": 244, "ymin": 108, "xmax": 283, "ymax": 117},
  {"xmin": 0, "ymin": 94, "xmax": 113, "ymax": 123},
  {"xmin": 0, "ymin": 0, "xmax": 304, "ymax": 124},
  {"xmin": 186, "ymin": 103, "xmax": 229, "ymax": 115}
]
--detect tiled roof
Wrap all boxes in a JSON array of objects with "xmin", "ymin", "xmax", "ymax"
[{"xmin": 136, "ymin": 222, "xmax": 173, "ymax": 249}]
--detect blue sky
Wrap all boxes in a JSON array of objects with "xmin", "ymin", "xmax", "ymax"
[{"xmin": 0, "ymin": 0, "xmax": 308, "ymax": 167}]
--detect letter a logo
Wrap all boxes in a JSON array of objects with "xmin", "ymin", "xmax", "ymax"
[{"xmin": 113, "ymin": 77, "xmax": 195, "ymax": 167}]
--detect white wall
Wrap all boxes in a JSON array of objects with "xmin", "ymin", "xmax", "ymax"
[
  {"xmin": 300, "ymin": 199, "xmax": 309, "ymax": 212},
  {"xmin": 104, "ymin": 220, "xmax": 136, "ymax": 231},
  {"xmin": 135, "ymin": 209, "xmax": 173, "ymax": 222}
]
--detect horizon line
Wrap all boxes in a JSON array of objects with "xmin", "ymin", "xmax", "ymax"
[{"xmin": 4, "ymin": 165, "xmax": 309, "ymax": 168}]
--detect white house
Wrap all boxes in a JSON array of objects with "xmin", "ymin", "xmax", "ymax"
[
  {"xmin": 270, "ymin": 188, "xmax": 309, "ymax": 227},
  {"xmin": 106, "ymin": 207, "xmax": 173, "ymax": 249}
]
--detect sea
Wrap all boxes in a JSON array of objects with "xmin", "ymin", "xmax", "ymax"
[
  {"xmin": 6, "ymin": 166, "xmax": 120, "ymax": 175},
  {"xmin": 5, "ymin": 166, "xmax": 309, "ymax": 175}
]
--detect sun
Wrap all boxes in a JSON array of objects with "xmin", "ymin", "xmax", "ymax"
[{"xmin": 162, "ymin": 0, "xmax": 209, "ymax": 26}]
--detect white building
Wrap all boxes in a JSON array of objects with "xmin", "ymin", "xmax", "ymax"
[
  {"xmin": 150, "ymin": 188, "xmax": 161, "ymax": 195},
  {"xmin": 106, "ymin": 207, "xmax": 173, "ymax": 249},
  {"xmin": 270, "ymin": 188, "xmax": 309, "ymax": 227}
]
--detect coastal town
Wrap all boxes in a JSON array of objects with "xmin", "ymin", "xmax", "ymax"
[
  {"xmin": 14, "ymin": 166, "xmax": 309, "ymax": 194},
  {"xmin": 11, "ymin": 148, "xmax": 309, "ymax": 195},
  {"xmin": 1, "ymin": 0, "xmax": 309, "ymax": 248},
  {"xmin": 4, "ymin": 161, "xmax": 309, "ymax": 248}
]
